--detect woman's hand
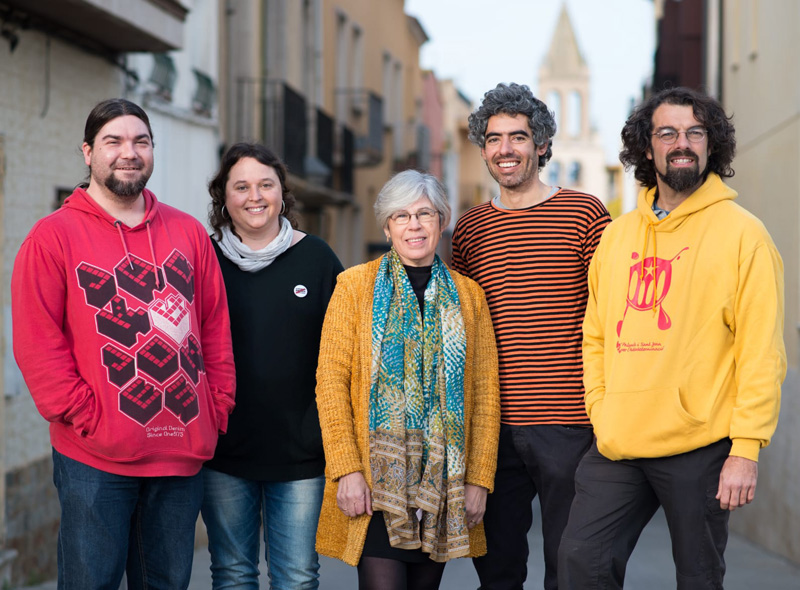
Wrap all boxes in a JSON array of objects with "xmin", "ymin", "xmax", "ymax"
[
  {"xmin": 465, "ymin": 484, "xmax": 488, "ymax": 529},
  {"xmin": 337, "ymin": 472, "xmax": 373, "ymax": 517}
]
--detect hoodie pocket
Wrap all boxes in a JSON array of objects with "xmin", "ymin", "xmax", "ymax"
[{"xmin": 594, "ymin": 387, "xmax": 705, "ymax": 460}]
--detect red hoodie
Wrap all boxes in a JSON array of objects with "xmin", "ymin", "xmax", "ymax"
[{"xmin": 12, "ymin": 188, "xmax": 235, "ymax": 477}]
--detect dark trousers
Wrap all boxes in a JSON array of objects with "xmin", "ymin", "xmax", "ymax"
[
  {"xmin": 558, "ymin": 439, "xmax": 731, "ymax": 590},
  {"xmin": 473, "ymin": 423, "xmax": 593, "ymax": 590}
]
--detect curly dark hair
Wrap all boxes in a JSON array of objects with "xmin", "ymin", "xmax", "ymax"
[
  {"xmin": 620, "ymin": 87, "xmax": 736, "ymax": 188},
  {"xmin": 467, "ymin": 83, "xmax": 557, "ymax": 169},
  {"xmin": 208, "ymin": 143, "xmax": 298, "ymax": 241}
]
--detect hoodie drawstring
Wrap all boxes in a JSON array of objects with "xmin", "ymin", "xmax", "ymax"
[
  {"xmin": 640, "ymin": 221, "xmax": 658, "ymax": 314},
  {"xmin": 145, "ymin": 220, "xmax": 161, "ymax": 289},
  {"xmin": 114, "ymin": 219, "xmax": 161, "ymax": 290},
  {"xmin": 114, "ymin": 221, "xmax": 135, "ymax": 271}
]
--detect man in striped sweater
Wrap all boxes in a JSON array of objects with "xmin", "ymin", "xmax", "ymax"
[{"xmin": 452, "ymin": 83, "xmax": 610, "ymax": 590}]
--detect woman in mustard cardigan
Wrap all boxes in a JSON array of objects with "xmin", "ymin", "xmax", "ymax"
[{"xmin": 315, "ymin": 170, "xmax": 501, "ymax": 589}]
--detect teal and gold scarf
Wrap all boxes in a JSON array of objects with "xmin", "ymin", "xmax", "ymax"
[{"xmin": 369, "ymin": 249, "xmax": 468, "ymax": 562}]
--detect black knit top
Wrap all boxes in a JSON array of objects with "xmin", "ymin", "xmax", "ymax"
[{"xmin": 205, "ymin": 235, "xmax": 343, "ymax": 481}]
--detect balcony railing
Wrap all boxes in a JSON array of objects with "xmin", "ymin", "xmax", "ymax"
[
  {"xmin": 235, "ymin": 79, "xmax": 306, "ymax": 176},
  {"xmin": 341, "ymin": 126, "xmax": 355, "ymax": 194},
  {"xmin": 356, "ymin": 91, "xmax": 384, "ymax": 166},
  {"xmin": 235, "ymin": 78, "xmax": 354, "ymax": 194},
  {"xmin": 316, "ymin": 108, "xmax": 334, "ymax": 188}
]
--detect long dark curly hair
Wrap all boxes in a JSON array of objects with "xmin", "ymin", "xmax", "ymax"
[
  {"xmin": 620, "ymin": 87, "xmax": 736, "ymax": 188},
  {"xmin": 467, "ymin": 83, "xmax": 557, "ymax": 170},
  {"xmin": 208, "ymin": 143, "xmax": 298, "ymax": 241}
]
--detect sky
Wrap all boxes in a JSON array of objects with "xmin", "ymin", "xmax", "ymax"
[{"xmin": 404, "ymin": 0, "xmax": 655, "ymax": 164}]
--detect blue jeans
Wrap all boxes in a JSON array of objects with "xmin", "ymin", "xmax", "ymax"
[
  {"xmin": 52, "ymin": 448, "xmax": 203, "ymax": 590},
  {"xmin": 201, "ymin": 468, "xmax": 325, "ymax": 590}
]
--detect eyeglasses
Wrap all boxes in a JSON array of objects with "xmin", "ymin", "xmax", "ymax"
[
  {"xmin": 652, "ymin": 127, "xmax": 707, "ymax": 145},
  {"xmin": 389, "ymin": 208, "xmax": 439, "ymax": 225}
]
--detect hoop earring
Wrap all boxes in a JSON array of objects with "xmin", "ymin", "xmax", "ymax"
[
  {"xmin": 221, "ymin": 205, "xmax": 229, "ymax": 219},
  {"xmin": 280, "ymin": 200, "xmax": 286, "ymax": 215}
]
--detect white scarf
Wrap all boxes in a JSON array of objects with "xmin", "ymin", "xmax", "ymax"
[{"xmin": 216, "ymin": 216, "xmax": 294, "ymax": 272}]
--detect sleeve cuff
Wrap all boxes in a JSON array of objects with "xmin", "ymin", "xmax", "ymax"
[{"xmin": 730, "ymin": 438, "xmax": 761, "ymax": 462}]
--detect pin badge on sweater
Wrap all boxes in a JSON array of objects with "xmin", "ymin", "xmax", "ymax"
[{"xmin": 294, "ymin": 285, "xmax": 308, "ymax": 298}]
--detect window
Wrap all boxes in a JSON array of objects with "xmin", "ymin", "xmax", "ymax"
[
  {"xmin": 567, "ymin": 91, "xmax": 582, "ymax": 137},
  {"xmin": 382, "ymin": 53, "xmax": 393, "ymax": 127},
  {"xmin": 547, "ymin": 90, "xmax": 561, "ymax": 131},
  {"xmin": 548, "ymin": 160, "xmax": 561, "ymax": 185},
  {"xmin": 148, "ymin": 54, "xmax": 177, "ymax": 100},
  {"xmin": 351, "ymin": 26, "xmax": 364, "ymax": 114},
  {"xmin": 567, "ymin": 161, "xmax": 582, "ymax": 185},
  {"xmin": 192, "ymin": 70, "xmax": 215, "ymax": 117},
  {"xmin": 335, "ymin": 12, "xmax": 349, "ymax": 122},
  {"xmin": 54, "ymin": 187, "xmax": 72, "ymax": 210}
]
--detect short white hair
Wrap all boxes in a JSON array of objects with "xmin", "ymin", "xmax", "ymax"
[{"xmin": 374, "ymin": 170, "xmax": 451, "ymax": 229}]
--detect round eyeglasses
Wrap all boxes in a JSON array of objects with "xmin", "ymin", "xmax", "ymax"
[
  {"xmin": 652, "ymin": 128, "xmax": 707, "ymax": 145},
  {"xmin": 389, "ymin": 208, "xmax": 438, "ymax": 225}
]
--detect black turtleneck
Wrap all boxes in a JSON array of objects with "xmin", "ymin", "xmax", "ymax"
[{"xmin": 403, "ymin": 265, "xmax": 432, "ymax": 314}]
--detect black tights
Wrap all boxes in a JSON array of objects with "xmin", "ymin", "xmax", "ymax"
[{"xmin": 357, "ymin": 556, "xmax": 446, "ymax": 590}]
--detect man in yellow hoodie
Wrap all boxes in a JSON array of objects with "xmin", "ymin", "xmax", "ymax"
[{"xmin": 558, "ymin": 87, "xmax": 786, "ymax": 589}]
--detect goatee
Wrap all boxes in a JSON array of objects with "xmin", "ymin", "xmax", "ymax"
[
  {"xmin": 105, "ymin": 172, "xmax": 150, "ymax": 200},
  {"xmin": 657, "ymin": 168, "xmax": 702, "ymax": 193},
  {"xmin": 106, "ymin": 176, "xmax": 147, "ymax": 200},
  {"xmin": 657, "ymin": 150, "xmax": 706, "ymax": 193}
]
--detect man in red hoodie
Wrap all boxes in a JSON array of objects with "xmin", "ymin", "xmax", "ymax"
[{"xmin": 12, "ymin": 98, "xmax": 236, "ymax": 589}]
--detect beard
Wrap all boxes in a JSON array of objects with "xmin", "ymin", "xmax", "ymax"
[
  {"xmin": 100, "ymin": 161, "xmax": 153, "ymax": 200},
  {"xmin": 104, "ymin": 174, "xmax": 149, "ymax": 200},
  {"xmin": 656, "ymin": 150, "xmax": 706, "ymax": 193},
  {"xmin": 488, "ymin": 160, "xmax": 537, "ymax": 191}
]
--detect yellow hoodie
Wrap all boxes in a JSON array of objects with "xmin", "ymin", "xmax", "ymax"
[{"xmin": 583, "ymin": 173, "xmax": 785, "ymax": 462}]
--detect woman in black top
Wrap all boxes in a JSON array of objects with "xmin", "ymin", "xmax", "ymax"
[{"xmin": 201, "ymin": 143, "xmax": 343, "ymax": 589}]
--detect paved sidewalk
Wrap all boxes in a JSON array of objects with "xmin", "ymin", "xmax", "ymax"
[{"xmin": 26, "ymin": 503, "xmax": 800, "ymax": 588}]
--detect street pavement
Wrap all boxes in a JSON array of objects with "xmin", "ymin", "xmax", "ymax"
[{"xmin": 27, "ymin": 499, "xmax": 800, "ymax": 589}]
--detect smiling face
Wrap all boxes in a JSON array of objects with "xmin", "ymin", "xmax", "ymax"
[
  {"xmin": 647, "ymin": 103, "xmax": 709, "ymax": 195},
  {"xmin": 224, "ymin": 157, "xmax": 284, "ymax": 248},
  {"xmin": 384, "ymin": 197, "xmax": 442, "ymax": 267},
  {"xmin": 480, "ymin": 113, "xmax": 547, "ymax": 193},
  {"xmin": 82, "ymin": 115, "xmax": 154, "ymax": 202}
]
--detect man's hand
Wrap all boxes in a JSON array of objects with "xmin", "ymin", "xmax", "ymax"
[
  {"xmin": 465, "ymin": 484, "xmax": 488, "ymax": 529},
  {"xmin": 337, "ymin": 472, "xmax": 373, "ymax": 517},
  {"xmin": 716, "ymin": 456, "xmax": 758, "ymax": 511}
]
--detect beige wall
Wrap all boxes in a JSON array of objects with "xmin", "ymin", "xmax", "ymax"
[
  {"xmin": 437, "ymin": 79, "xmax": 495, "ymax": 225},
  {"xmin": 222, "ymin": 0, "xmax": 480, "ymax": 266},
  {"xmin": 323, "ymin": 0, "xmax": 426, "ymax": 261},
  {"xmin": 715, "ymin": 0, "xmax": 800, "ymax": 563}
]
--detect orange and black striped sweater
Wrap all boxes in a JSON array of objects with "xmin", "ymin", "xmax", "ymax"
[{"xmin": 452, "ymin": 189, "xmax": 610, "ymax": 425}]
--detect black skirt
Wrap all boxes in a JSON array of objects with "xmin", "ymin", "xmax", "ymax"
[{"xmin": 361, "ymin": 511, "xmax": 431, "ymax": 563}]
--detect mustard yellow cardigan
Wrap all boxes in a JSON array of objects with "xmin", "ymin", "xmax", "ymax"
[{"xmin": 315, "ymin": 256, "xmax": 501, "ymax": 566}]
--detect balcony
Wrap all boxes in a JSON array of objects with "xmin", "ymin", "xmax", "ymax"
[
  {"xmin": 235, "ymin": 78, "xmax": 354, "ymax": 206},
  {"xmin": 355, "ymin": 91, "xmax": 384, "ymax": 167},
  {"xmin": 340, "ymin": 126, "xmax": 355, "ymax": 194},
  {"xmin": 315, "ymin": 108, "xmax": 334, "ymax": 189},
  {"xmin": 2, "ymin": 0, "xmax": 187, "ymax": 53},
  {"xmin": 393, "ymin": 123, "xmax": 432, "ymax": 173}
]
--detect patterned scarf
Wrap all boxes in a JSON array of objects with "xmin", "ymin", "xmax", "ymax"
[{"xmin": 369, "ymin": 249, "xmax": 468, "ymax": 562}]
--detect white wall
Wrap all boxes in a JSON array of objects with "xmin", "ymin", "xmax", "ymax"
[
  {"xmin": 126, "ymin": 0, "xmax": 221, "ymax": 226},
  {"xmin": 0, "ymin": 30, "xmax": 122, "ymax": 470}
]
